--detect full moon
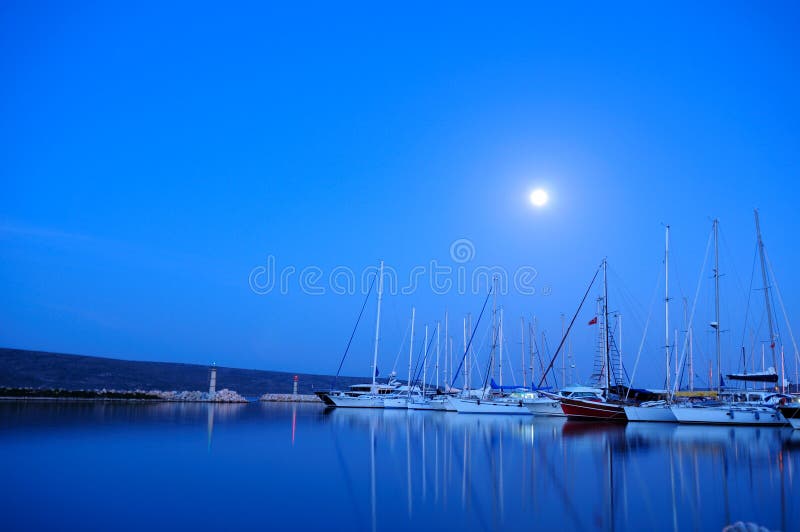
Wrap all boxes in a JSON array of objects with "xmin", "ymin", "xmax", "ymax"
[{"xmin": 529, "ymin": 188, "xmax": 549, "ymax": 207}]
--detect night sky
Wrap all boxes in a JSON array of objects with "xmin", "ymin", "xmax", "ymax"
[{"xmin": 2, "ymin": 2, "xmax": 799, "ymax": 388}]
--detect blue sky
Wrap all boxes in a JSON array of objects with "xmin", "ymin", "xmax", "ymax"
[{"xmin": 2, "ymin": 1, "xmax": 799, "ymax": 388}]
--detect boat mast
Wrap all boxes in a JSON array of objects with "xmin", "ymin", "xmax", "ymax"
[
  {"xmin": 665, "ymin": 225, "xmax": 671, "ymax": 398},
  {"xmin": 674, "ymin": 328, "xmax": 679, "ymax": 388},
  {"xmin": 462, "ymin": 316, "xmax": 469, "ymax": 393},
  {"xmin": 755, "ymin": 209, "xmax": 778, "ymax": 380},
  {"xmin": 604, "ymin": 260, "xmax": 611, "ymax": 394},
  {"xmin": 423, "ymin": 325, "xmax": 429, "ymax": 396},
  {"xmin": 408, "ymin": 307, "xmax": 415, "ymax": 397},
  {"xmin": 531, "ymin": 316, "xmax": 538, "ymax": 387},
  {"xmin": 435, "ymin": 321, "xmax": 441, "ymax": 392},
  {"xmin": 499, "ymin": 308, "xmax": 504, "ymax": 387},
  {"xmin": 684, "ymin": 297, "xmax": 693, "ymax": 392},
  {"xmin": 568, "ymin": 320, "xmax": 574, "ymax": 385},
  {"xmin": 372, "ymin": 260, "xmax": 385, "ymax": 392},
  {"xmin": 713, "ymin": 219, "xmax": 721, "ymax": 395},
  {"xmin": 528, "ymin": 319, "xmax": 535, "ymax": 388},
  {"xmin": 520, "ymin": 317, "xmax": 526, "ymax": 390},
  {"xmin": 491, "ymin": 277, "xmax": 498, "ymax": 382},
  {"xmin": 617, "ymin": 313, "xmax": 623, "ymax": 387},
  {"xmin": 444, "ymin": 311, "xmax": 449, "ymax": 391},
  {"xmin": 561, "ymin": 314, "xmax": 566, "ymax": 387}
]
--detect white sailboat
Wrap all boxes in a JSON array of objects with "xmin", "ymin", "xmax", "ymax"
[
  {"xmin": 318, "ymin": 261, "xmax": 396, "ymax": 408},
  {"xmin": 451, "ymin": 296, "xmax": 531, "ymax": 415},
  {"xmin": 384, "ymin": 307, "xmax": 417, "ymax": 409},
  {"xmin": 408, "ymin": 322, "xmax": 447, "ymax": 410},
  {"xmin": 670, "ymin": 216, "xmax": 786, "ymax": 425},
  {"xmin": 625, "ymin": 225, "xmax": 677, "ymax": 423}
]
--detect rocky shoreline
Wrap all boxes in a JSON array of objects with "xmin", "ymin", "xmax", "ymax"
[
  {"xmin": 259, "ymin": 393, "xmax": 321, "ymax": 403},
  {"xmin": 0, "ymin": 387, "xmax": 247, "ymax": 403}
]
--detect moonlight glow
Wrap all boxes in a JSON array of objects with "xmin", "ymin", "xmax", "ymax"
[{"xmin": 529, "ymin": 188, "xmax": 549, "ymax": 207}]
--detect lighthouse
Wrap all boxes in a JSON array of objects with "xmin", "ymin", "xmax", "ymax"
[{"xmin": 209, "ymin": 364, "xmax": 217, "ymax": 394}]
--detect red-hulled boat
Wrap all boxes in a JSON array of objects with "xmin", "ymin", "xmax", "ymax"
[{"xmin": 560, "ymin": 397, "xmax": 628, "ymax": 422}]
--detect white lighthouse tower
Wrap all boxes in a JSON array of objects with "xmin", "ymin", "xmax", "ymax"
[{"xmin": 209, "ymin": 363, "xmax": 217, "ymax": 394}]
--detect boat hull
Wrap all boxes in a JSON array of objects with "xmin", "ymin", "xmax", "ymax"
[
  {"xmin": 624, "ymin": 405, "xmax": 677, "ymax": 423},
  {"xmin": 450, "ymin": 397, "xmax": 531, "ymax": 415},
  {"xmin": 778, "ymin": 406, "xmax": 800, "ymax": 429},
  {"xmin": 670, "ymin": 405, "xmax": 785, "ymax": 426},
  {"xmin": 560, "ymin": 397, "xmax": 627, "ymax": 422},
  {"xmin": 408, "ymin": 398, "xmax": 447, "ymax": 411},
  {"xmin": 326, "ymin": 394, "xmax": 384, "ymax": 408},
  {"xmin": 526, "ymin": 398, "xmax": 566, "ymax": 417},
  {"xmin": 382, "ymin": 397, "xmax": 409, "ymax": 409}
]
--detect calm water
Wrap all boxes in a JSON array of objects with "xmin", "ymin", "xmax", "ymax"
[{"xmin": 1, "ymin": 402, "xmax": 798, "ymax": 532}]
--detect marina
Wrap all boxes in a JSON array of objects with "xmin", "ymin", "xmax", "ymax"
[{"xmin": 4, "ymin": 3, "xmax": 799, "ymax": 530}]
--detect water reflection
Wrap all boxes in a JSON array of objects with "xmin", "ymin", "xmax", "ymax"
[
  {"xmin": 2, "ymin": 402, "xmax": 797, "ymax": 532},
  {"xmin": 321, "ymin": 408, "xmax": 798, "ymax": 531}
]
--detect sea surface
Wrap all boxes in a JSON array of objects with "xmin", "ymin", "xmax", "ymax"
[{"xmin": 1, "ymin": 401, "xmax": 798, "ymax": 532}]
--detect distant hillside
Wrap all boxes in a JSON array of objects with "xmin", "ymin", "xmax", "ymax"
[{"xmin": 0, "ymin": 348, "xmax": 369, "ymax": 396}]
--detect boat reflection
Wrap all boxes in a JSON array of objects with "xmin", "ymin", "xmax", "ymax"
[{"xmin": 320, "ymin": 408, "xmax": 798, "ymax": 531}]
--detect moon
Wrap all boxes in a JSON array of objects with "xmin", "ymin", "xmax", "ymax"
[{"xmin": 529, "ymin": 188, "xmax": 549, "ymax": 207}]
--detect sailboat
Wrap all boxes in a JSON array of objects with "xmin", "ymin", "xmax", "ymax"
[
  {"xmin": 625, "ymin": 225, "xmax": 677, "ymax": 422},
  {"xmin": 670, "ymin": 216, "xmax": 787, "ymax": 426},
  {"xmin": 316, "ymin": 261, "xmax": 399, "ymax": 408},
  {"xmin": 560, "ymin": 259, "xmax": 628, "ymax": 421},
  {"xmin": 449, "ymin": 286, "xmax": 532, "ymax": 415}
]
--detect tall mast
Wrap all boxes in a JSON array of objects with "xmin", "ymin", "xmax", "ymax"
[
  {"xmin": 561, "ymin": 314, "xmax": 566, "ymax": 386},
  {"xmin": 665, "ymin": 225, "xmax": 671, "ymax": 397},
  {"xmin": 713, "ymin": 219, "xmax": 721, "ymax": 395},
  {"xmin": 499, "ymin": 308, "xmax": 504, "ymax": 387},
  {"xmin": 444, "ymin": 311, "xmax": 449, "ymax": 391},
  {"xmin": 468, "ymin": 313, "xmax": 474, "ymax": 391},
  {"xmin": 449, "ymin": 337, "xmax": 454, "ymax": 392},
  {"xmin": 532, "ymin": 316, "xmax": 538, "ymax": 387},
  {"xmin": 684, "ymin": 297, "xmax": 693, "ymax": 392},
  {"xmin": 520, "ymin": 317, "xmax": 526, "ymax": 390},
  {"xmin": 528, "ymin": 320, "xmax": 535, "ymax": 388},
  {"xmin": 371, "ymin": 260, "xmax": 385, "ymax": 391},
  {"xmin": 674, "ymin": 328, "xmax": 679, "ymax": 388},
  {"xmin": 755, "ymin": 209, "xmax": 778, "ymax": 376},
  {"xmin": 617, "ymin": 313, "xmax": 623, "ymax": 387},
  {"xmin": 462, "ymin": 316, "xmax": 469, "ymax": 393},
  {"xmin": 603, "ymin": 258, "xmax": 611, "ymax": 395},
  {"xmin": 423, "ymin": 325, "xmax": 429, "ymax": 396},
  {"xmin": 435, "ymin": 321, "xmax": 441, "ymax": 392},
  {"xmin": 603, "ymin": 259, "xmax": 611, "ymax": 396},
  {"xmin": 407, "ymin": 307, "xmax": 415, "ymax": 396},
  {"xmin": 491, "ymin": 277, "xmax": 498, "ymax": 381}
]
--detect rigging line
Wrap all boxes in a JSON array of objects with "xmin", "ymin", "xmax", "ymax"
[
  {"xmin": 542, "ymin": 332, "xmax": 558, "ymax": 390},
  {"xmin": 409, "ymin": 326, "xmax": 432, "ymax": 387},
  {"xmin": 334, "ymin": 273, "xmax": 377, "ymax": 386},
  {"xmin": 720, "ymin": 227, "xmax": 750, "ymax": 308},
  {"xmin": 480, "ymin": 318, "xmax": 502, "ymax": 399},
  {"xmin": 530, "ymin": 329, "xmax": 549, "ymax": 389},
  {"xmin": 671, "ymin": 225, "xmax": 714, "ymax": 396},
  {"xmin": 450, "ymin": 288, "xmax": 493, "ymax": 389},
  {"xmin": 739, "ymin": 244, "xmax": 759, "ymax": 349},
  {"xmin": 537, "ymin": 263, "xmax": 602, "ymax": 388},
  {"xmin": 390, "ymin": 317, "xmax": 412, "ymax": 377},
  {"xmin": 763, "ymin": 247, "xmax": 800, "ymax": 368},
  {"xmin": 411, "ymin": 327, "xmax": 438, "ymax": 389},
  {"xmin": 606, "ymin": 264, "xmax": 648, "ymax": 319}
]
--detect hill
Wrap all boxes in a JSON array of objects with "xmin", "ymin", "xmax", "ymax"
[{"xmin": 0, "ymin": 348, "xmax": 369, "ymax": 397}]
